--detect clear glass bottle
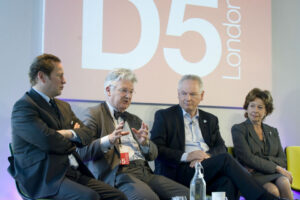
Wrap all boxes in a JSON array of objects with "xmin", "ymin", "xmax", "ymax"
[{"xmin": 190, "ymin": 162, "xmax": 206, "ymax": 200}]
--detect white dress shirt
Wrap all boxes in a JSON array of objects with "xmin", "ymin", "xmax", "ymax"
[
  {"xmin": 180, "ymin": 108, "xmax": 209, "ymax": 162},
  {"xmin": 100, "ymin": 102, "xmax": 148, "ymax": 161}
]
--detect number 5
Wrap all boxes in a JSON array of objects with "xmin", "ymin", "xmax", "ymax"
[{"xmin": 164, "ymin": 0, "xmax": 222, "ymax": 76}]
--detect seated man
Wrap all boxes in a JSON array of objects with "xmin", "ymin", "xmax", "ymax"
[
  {"xmin": 77, "ymin": 68, "xmax": 189, "ymax": 200},
  {"xmin": 150, "ymin": 74, "xmax": 286, "ymax": 200},
  {"xmin": 8, "ymin": 54, "xmax": 126, "ymax": 200}
]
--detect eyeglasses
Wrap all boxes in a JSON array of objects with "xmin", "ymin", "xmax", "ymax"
[
  {"xmin": 118, "ymin": 88, "xmax": 135, "ymax": 95},
  {"xmin": 179, "ymin": 91, "xmax": 201, "ymax": 98}
]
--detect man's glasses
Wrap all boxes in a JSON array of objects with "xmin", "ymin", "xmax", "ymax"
[
  {"xmin": 118, "ymin": 88, "xmax": 135, "ymax": 95},
  {"xmin": 179, "ymin": 91, "xmax": 201, "ymax": 98}
]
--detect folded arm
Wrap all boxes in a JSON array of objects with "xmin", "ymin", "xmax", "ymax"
[{"xmin": 12, "ymin": 99, "xmax": 74, "ymax": 154}]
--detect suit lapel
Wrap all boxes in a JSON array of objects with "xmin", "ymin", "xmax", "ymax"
[
  {"xmin": 245, "ymin": 119, "xmax": 264, "ymax": 149},
  {"xmin": 53, "ymin": 99, "xmax": 64, "ymax": 129},
  {"xmin": 27, "ymin": 89, "xmax": 62, "ymax": 128},
  {"xmin": 27, "ymin": 89, "xmax": 52, "ymax": 113},
  {"xmin": 175, "ymin": 105, "xmax": 186, "ymax": 150},
  {"xmin": 102, "ymin": 103, "xmax": 120, "ymax": 153},
  {"xmin": 102, "ymin": 102, "xmax": 116, "ymax": 134},
  {"xmin": 262, "ymin": 123, "xmax": 273, "ymax": 153},
  {"xmin": 262, "ymin": 123, "xmax": 272, "ymax": 139},
  {"xmin": 198, "ymin": 109, "xmax": 210, "ymax": 145}
]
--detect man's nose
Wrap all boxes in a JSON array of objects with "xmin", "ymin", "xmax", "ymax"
[
  {"xmin": 62, "ymin": 76, "xmax": 66, "ymax": 84},
  {"xmin": 125, "ymin": 91, "xmax": 132, "ymax": 97},
  {"xmin": 186, "ymin": 94, "xmax": 192, "ymax": 100}
]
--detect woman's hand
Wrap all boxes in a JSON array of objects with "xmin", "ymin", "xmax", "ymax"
[{"xmin": 276, "ymin": 166, "xmax": 293, "ymax": 184}]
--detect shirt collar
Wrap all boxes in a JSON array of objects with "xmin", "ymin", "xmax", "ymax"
[
  {"xmin": 181, "ymin": 107, "xmax": 199, "ymax": 120},
  {"xmin": 32, "ymin": 87, "xmax": 51, "ymax": 104},
  {"xmin": 105, "ymin": 101, "xmax": 118, "ymax": 119}
]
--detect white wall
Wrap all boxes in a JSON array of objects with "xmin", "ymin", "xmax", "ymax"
[
  {"xmin": 0, "ymin": 1, "xmax": 44, "ymax": 199},
  {"xmin": 270, "ymin": 0, "xmax": 300, "ymax": 147},
  {"xmin": 1, "ymin": 0, "xmax": 300, "ymax": 199}
]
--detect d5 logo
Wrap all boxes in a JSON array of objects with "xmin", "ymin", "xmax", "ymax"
[{"xmin": 82, "ymin": 0, "xmax": 221, "ymax": 77}]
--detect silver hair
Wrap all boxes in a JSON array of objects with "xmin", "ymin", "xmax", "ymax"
[
  {"xmin": 178, "ymin": 74, "xmax": 203, "ymax": 92},
  {"xmin": 104, "ymin": 68, "xmax": 137, "ymax": 93}
]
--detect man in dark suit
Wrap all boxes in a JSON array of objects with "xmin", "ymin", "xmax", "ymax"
[
  {"xmin": 77, "ymin": 68, "xmax": 189, "ymax": 200},
  {"xmin": 9, "ymin": 54, "xmax": 126, "ymax": 200},
  {"xmin": 150, "ymin": 74, "xmax": 285, "ymax": 200}
]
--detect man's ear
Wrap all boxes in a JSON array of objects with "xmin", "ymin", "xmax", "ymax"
[
  {"xmin": 200, "ymin": 90, "xmax": 205, "ymax": 101},
  {"xmin": 37, "ymin": 71, "xmax": 46, "ymax": 83},
  {"xmin": 106, "ymin": 86, "xmax": 111, "ymax": 96}
]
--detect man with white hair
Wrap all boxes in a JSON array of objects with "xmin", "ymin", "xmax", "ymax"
[
  {"xmin": 151, "ymin": 74, "xmax": 288, "ymax": 200},
  {"xmin": 77, "ymin": 68, "xmax": 189, "ymax": 200}
]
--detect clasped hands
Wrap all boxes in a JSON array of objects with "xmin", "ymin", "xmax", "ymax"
[
  {"xmin": 187, "ymin": 150, "xmax": 210, "ymax": 168},
  {"xmin": 108, "ymin": 122, "xmax": 149, "ymax": 146},
  {"xmin": 276, "ymin": 165, "xmax": 293, "ymax": 184}
]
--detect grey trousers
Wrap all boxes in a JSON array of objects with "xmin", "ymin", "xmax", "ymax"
[
  {"xmin": 116, "ymin": 159, "xmax": 189, "ymax": 200},
  {"xmin": 53, "ymin": 167, "xmax": 127, "ymax": 200}
]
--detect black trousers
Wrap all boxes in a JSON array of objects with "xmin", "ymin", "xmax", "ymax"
[
  {"xmin": 52, "ymin": 167, "xmax": 127, "ymax": 200},
  {"xmin": 176, "ymin": 153, "xmax": 269, "ymax": 200},
  {"xmin": 116, "ymin": 160, "xmax": 189, "ymax": 200}
]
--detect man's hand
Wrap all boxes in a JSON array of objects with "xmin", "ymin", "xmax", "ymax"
[
  {"xmin": 244, "ymin": 166, "xmax": 254, "ymax": 173},
  {"xmin": 108, "ymin": 121, "xmax": 129, "ymax": 144},
  {"xmin": 276, "ymin": 166, "xmax": 293, "ymax": 184},
  {"xmin": 57, "ymin": 130, "xmax": 73, "ymax": 139},
  {"xmin": 132, "ymin": 122, "xmax": 149, "ymax": 146},
  {"xmin": 187, "ymin": 150, "xmax": 210, "ymax": 163},
  {"xmin": 189, "ymin": 159, "xmax": 203, "ymax": 168},
  {"xmin": 73, "ymin": 122, "xmax": 80, "ymax": 129}
]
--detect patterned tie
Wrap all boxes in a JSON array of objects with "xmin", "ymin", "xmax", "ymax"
[{"xmin": 49, "ymin": 99, "xmax": 60, "ymax": 119}]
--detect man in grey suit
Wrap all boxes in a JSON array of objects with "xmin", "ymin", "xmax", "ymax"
[
  {"xmin": 8, "ymin": 54, "xmax": 126, "ymax": 200},
  {"xmin": 77, "ymin": 68, "xmax": 189, "ymax": 200}
]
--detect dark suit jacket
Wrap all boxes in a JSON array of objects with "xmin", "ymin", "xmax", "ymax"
[
  {"xmin": 231, "ymin": 119, "xmax": 286, "ymax": 184},
  {"xmin": 150, "ymin": 104, "xmax": 226, "ymax": 180},
  {"xmin": 9, "ymin": 89, "xmax": 94, "ymax": 199},
  {"xmin": 77, "ymin": 102, "xmax": 158, "ymax": 186}
]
